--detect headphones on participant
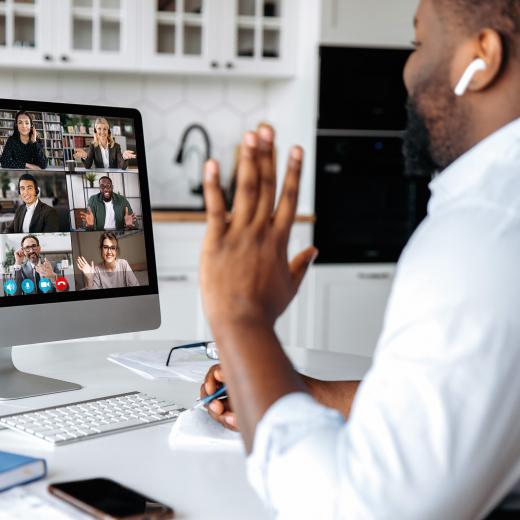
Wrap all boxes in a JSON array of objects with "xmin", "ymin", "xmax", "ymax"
[
  {"xmin": 17, "ymin": 174, "xmax": 40, "ymax": 196},
  {"xmin": 454, "ymin": 58, "xmax": 487, "ymax": 96}
]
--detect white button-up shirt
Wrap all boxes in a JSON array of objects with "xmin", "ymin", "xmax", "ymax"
[
  {"xmin": 22, "ymin": 198, "xmax": 38, "ymax": 233},
  {"xmin": 248, "ymin": 118, "xmax": 520, "ymax": 519},
  {"xmin": 100, "ymin": 145, "xmax": 110, "ymax": 169}
]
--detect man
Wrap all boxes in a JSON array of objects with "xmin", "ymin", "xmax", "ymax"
[
  {"xmin": 6, "ymin": 174, "xmax": 59, "ymax": 233},
  {"xmin": 14, "ymin": 235, "xmax": 59, "ymax": 295},
  {"xmin": 80, "ymin": 176, "xmax": 136, "ymax": 231},
  {"xmin": 199, "ymin": 0, "xmax": 520, "ymax": 518}
]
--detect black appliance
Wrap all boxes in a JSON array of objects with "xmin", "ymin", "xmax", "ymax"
[{"xmin": 314, "ymin": 46, "xmax": 430, "ymax": 264}]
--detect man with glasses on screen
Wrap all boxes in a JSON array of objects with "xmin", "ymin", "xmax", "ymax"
[
  {"xmin": 80, "ymin": 176, "xmax": 136, "ymax": 231},
  {"xmin": 13, "ymin": 235, "xmax": 59, "ymax": 295}
]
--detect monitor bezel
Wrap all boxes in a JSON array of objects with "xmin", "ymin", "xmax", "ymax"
[{"xmin": 0, "ymin": 98, "xmax": 159, "ymax": 307}]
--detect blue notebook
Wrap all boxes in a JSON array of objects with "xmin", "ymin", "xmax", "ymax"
[{"xmin": 0, "ymin": 450, "xmax": 47, "ymax": 493}]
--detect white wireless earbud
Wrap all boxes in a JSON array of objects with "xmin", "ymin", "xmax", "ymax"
[{"xmin": 454, "ymin": 58, "xmax": 487, "ymax": 96}]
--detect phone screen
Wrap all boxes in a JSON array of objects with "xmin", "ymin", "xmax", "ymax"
[{"xmin": 49, "ymin": 478, "xmax": 174, "ymax": 519}]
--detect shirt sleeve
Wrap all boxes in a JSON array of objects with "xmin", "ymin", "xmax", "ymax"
[
  {"xmin": 82, "ymin": 145, "xmax": 95, "ymax": 169},
  {"xmin": 122, "ymin": 260, "xmax": 139, "ymax": 287},
  {"xmin": 247, "ymin": 307, "xmax": 520, "ymax": 519},
  {"xmin": 34, "ymin": 141, "xmax": 48, "ymax": 169},
  {"xmin": 0, "ymin": 138, "xmax": 18, "ymax": 168}
]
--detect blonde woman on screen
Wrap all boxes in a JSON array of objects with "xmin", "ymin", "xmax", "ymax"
[{"xmin": 73, "ymin": 117, "xmax": 136, "ymax": 169}]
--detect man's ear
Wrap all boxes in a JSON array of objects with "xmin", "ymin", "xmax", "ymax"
[{"xmin": 452, "ymin": 28, "xmax": 504, "ymax": 94}]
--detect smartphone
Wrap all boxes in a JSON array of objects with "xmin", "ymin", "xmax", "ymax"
[{"xmin": 48, "ymin": 478, "xmax": 174, "ymax": 519}]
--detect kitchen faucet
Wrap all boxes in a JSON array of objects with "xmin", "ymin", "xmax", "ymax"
[{"xmin": 174, "ymin": 124, "xmax": 212, "ymax": 198}]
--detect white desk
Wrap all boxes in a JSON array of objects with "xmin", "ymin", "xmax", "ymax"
[{"xmin": 0, "ymin": 340, "xmax": 372, "ymax": 519}]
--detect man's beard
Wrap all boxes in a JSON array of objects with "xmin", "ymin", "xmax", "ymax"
[
  {"xmin": 402, "ymin": 75, "xmax": 470, "ymax": 178},
  {"xmin": 403, "ymin": 99, "xmax": 439, "ymax": 178}
]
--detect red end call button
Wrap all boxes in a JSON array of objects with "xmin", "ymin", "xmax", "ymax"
[{"xmin": 55, "ymin": 277, "xmax": 69, "ymax": 292}]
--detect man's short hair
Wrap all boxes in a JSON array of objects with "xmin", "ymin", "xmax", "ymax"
[
  {"xmin": 21, "ymin": 234, "xmax": 40, "ymax": 248},
  {"xmin": 98, "ymin": 176, "xmax": 112, "ymax": 185},
  {"xmin": 18, "ymin": 173, "xmax": 39, "ymax": 194},
  {"xmin": 437, "ymin": 0, "xmax": 520, "ymax": 54}
]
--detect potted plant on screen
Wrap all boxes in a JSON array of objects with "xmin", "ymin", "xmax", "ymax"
[{"xmin": 85, "ymin": 172, "xmax": 97, "ymax": 188}]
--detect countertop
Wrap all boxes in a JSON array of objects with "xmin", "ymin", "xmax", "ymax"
[{"xmin": 152, "ymin": 211, "xmax": 316, "ymax": 223}]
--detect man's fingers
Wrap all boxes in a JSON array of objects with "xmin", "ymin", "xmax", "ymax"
[
  {"xmin": 231, "ymin": 132, "xmax": 260, "ymax": 230},
  {"xmin": 252, "ymin": 124, "xmax": 276, "ymax": 229},
  {"xmin": 289, "ymin": 247, "xmax": 318, "ymax": 292},
  {"xmin": 209, "ymin": 399, "xmax": 225, "ymax": 415},
  {"xmin": 203, "ymin": 160, "xmax": 226, "ymax": 244},
  {"xmin": 125, "ymin": 207, "xmax": 128, "ymax": 216},
  {"xmin": 274, "ymin": 146, "xmax": 303, "ymax": 240}
]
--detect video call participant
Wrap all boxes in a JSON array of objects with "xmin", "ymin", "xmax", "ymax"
[
  {"xmin": 5, "ymin": 174, "xmax": 59, "ymax": 233},
  {"xmin": 79, "ymin": 176, "xmax": 137, "ymax": 231},
  {"xmin": 76, "ymin": 232, "xmax": 139, "ymax": 289},
  {"xmin": 0, "ymin": 111, "xmax": 47, "ymax": 170},
  {"xmin": 13, "ymin": 235, "xmax": 59, "ymax": 295},
  {"xmin": 73, "ymin": 117, "xmax": 136, "ymax": 170}
]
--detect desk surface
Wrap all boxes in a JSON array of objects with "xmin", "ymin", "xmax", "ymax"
[{"xmin": 0, "ymin": 340, "xmax": 371, "ymax": 519}]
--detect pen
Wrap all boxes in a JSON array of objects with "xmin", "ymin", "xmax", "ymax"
[{"xmin": 190, "ymin": 385, "xmax": 227, "ymax": 412}]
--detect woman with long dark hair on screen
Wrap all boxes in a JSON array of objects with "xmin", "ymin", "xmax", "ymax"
[
  {"xmin": 76, "ymin": 232, "xmax": 139, "ymax": 290},
  {"xmin": 73, "ymin": 117, "xmax": 136, "ymax": 170},
  {"xmin": 0, "ymin": 111, "xmax": 48, "ymax": 170}
]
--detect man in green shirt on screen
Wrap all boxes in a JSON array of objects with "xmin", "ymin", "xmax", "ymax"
[{"xmin": 80, "ymin": 176, "xmax": 137, "ymax": 231}]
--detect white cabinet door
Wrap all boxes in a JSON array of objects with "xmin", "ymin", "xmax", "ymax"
[
  {"xmin": 0, "ymin": 0, "xmax": 52, "ymax": 67},
  {"xmin": 215, "ymin": 0, "xmax": 297, "ymax": 78},
  {"xmin": 275, "ymin": 221, "xmax": 313, "ymax": 349},
  {"xmin": 309, "ymin": 264, "xmax": 395, "ymax": 356},
  {"xmin": 54, "ymin": 0, "xmax": 138, "ymax": 71},
  {"xmin": 321, "ymin": 0, "xmax": 416, "ymax": 47},
  {"xmin": 139, "ymin": 0, "xmax": 296, "ymax": 77},
  {"xmin": 137, "ymin": 273, "xmax": 209, "ymax": 341},
  {"xmin": 139, "ymin": 0, "xmax": 215, "ymax": 74}
]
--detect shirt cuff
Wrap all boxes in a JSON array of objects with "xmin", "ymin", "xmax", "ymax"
[{"xmin": 247, "ymin": 392, "xmax": 344, "ymax": 517}]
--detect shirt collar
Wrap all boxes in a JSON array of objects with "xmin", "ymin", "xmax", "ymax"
[
  {"xmin": 428, "ymin": 117, "xmax": 520, "ymax": 212},
  {"xmin": 25, "ymin": 198, "xmax": 39, "ymax": 210}
]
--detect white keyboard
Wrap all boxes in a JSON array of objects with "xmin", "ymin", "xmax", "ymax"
[{"xmin": 0, "ymin": 391, "xmax": 186, "ymax": 446}]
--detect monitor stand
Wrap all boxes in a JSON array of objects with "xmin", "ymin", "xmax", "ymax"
[{"xmin": 0, "ymin": 347, "xmax": 81, "ymax": 401}]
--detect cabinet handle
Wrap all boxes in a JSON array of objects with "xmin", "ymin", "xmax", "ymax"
[
  {"xmin": 225, "ymin": 61, "xmax": 234, "ymax": 69},
  {"xmin": 60, "ymin": 55, "xmax": 70, "ymax": 63},
  {"xmin": 43, "ymin": 54, "xmax": 53, "ymax": 62},
  {"xmin": 210, "ymin": 61, "xmax": 219, "ymax": 68},
  {"xmin": 159, "ymin": 275, "xmax": 189, "ymax": 282},
  {"xmin": 357, "ymin": 272, "xmax": 391, "ymax": 280}
]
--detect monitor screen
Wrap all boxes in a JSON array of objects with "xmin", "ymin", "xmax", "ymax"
[{"xmin": 0, "ymin": 99, "xmax": 158, "ymax": 308}]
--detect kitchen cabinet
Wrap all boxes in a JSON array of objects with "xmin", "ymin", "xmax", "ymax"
[
  {"xmin": 137, "ymin": 220, "xmax": 312, "ymax": 347},
  {"xmin": 0, "ymin": 0, "xmax": 51, "ymax": 67},
  {"xmin": 0, "ymin": 0, "xmax": 297, "ymax": 77},
  {"xmin": 0, "ymin": 0, "xmax": 138, "ymax": 70},
  {"xmin": 140, "ymin": 0, "xmax": 297, "ymax": 78},
  {"xmin": 53, "ymin": 0, "xmax": 138, "ymax": 70},
  {"xmin": 308, "ymin": 264, "xmax": 394, "ymax": 356},
  {"xmin": 321, "ymin": 0, "xmax": 416, "ymax": 47}
]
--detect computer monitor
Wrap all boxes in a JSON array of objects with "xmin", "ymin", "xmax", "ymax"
[{"xmin": 0, "ymin": 99, "xmax": 160, "ymax": 400}]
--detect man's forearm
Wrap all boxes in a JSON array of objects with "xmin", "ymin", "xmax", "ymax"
[
  {"xmin": 215, "ymin": 321, "xmax": 308, "ymax": 454},
  {"xmin": 302, "ymin": 376, "xmax": 360, "ymax": 419}
]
